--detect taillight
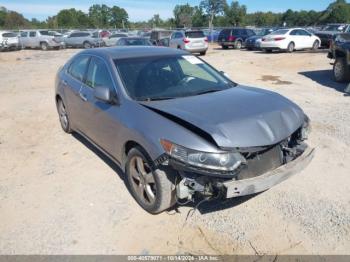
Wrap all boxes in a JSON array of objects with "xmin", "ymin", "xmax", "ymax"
[
  {"xmin": 228, "ymin": 35, "xmax": 236, "ymax": 41},
  {"xmin": 183, "ymin": 38, "xmax": 190, "ymax": 44},
  {"xmin": 262, "ymin": 38, "xmax": 266, "ymax": 42},
  {"xmin": 204, "ymin": 37, "xmax": 208, "ymax": 42},
  {"xmin": 274, "ymin": 37, "xmax": 285, "ymax": 41}
]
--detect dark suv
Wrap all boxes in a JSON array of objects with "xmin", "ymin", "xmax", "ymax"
[
  {"xmin": 316, "ymin": 24, "xmax": 350, "ymax": 48},
  {"xmin": 328, "ymin": 33, "xmax": 350, "ymax": 82},
  {"xmin": 218, "ymin": 28, "xmax": 255, "ymax": 49}
]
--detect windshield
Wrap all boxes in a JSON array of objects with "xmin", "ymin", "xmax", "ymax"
[
  {"xmin": 115, "ymin": 55, "xmax": 235, "ymax": 101},
  {"xmin": 270, "ymin": 29, "xmax": 289, "ymax": 35},
  {"xmin": 322, "ymin": 25, "xmax": 344, "ymax": 31}
]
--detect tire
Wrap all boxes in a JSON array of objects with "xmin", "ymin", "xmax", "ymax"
[
  {"xmin": 83, "ymin": 41, "xmax": 91, "ymax": 49},
  {"xmin": 222, "ymin": 45, "xmax": 228, "ymax": 49},
  {"xmin": 234, "ymin": 40, "xmax": 242, "ymax": 49},
  {"xmin": 125, "ymin": 147, "xmax": 177, "ymax": 214},
  {"xmin": 56, "ymin": 99, "xmax": 72, "ymax": 133},
  {"xmin": 200, "ymin": 51, "xmax": 206, "ymax": 56},
  {"xmin": 287, "ymin": 42, "xmax": 294, "ymax": 53},
  {"xmin": 247, "ymin": 47, "xmax": 253, "ymax": 51},
  {"xmin": 40, "ymin": 42, "xmax": 48, "ymax": 51},
  {"xmin": 333, "ymin": 57, "xmax": 350, "ymax": 83},
  {"xmin": 312, "ymin": 40, "xmax": 320, "ymax": 50},
  {"xmin": 264, "ymin": 49, "xmax": 272, "ymax": 53}
]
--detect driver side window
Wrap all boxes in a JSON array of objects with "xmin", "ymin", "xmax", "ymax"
[{"xmin": 85, "ymin": 57, "xmax": 114, "ymax": 91}]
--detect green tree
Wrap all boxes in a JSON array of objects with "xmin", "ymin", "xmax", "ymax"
[
  {"xmin": 225, "ymin": 1, "xmax": 247, "ymax": 26},
  {"xmin": 4, "ymin": 11, "xmax": 29, "ymax": 29},
  {"xmin": 200, "ymin": 0, "xmax": 227, "ymax": 28},
  {"xmin": 110, "ymin": 6, "xmax": 128, "ymax": 28},
  {"xmin": 173, "ymin": 4, "xmax": 194, "ymax": 28},
  {"xmin": 0, "ymin": 9, "xmax": 6, "ymax": 28},
  {"xmin": 192, "ymin": 6, "xmax": 207, "ymax": 27},
  {"xmin": 88, "ymin": 4, "xmax": 111, "ymax": 28}
]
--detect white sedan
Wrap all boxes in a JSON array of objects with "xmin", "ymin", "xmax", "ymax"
[{"xmin": 260, "ymin": 28, "xmax": 321, "ymax": 53}]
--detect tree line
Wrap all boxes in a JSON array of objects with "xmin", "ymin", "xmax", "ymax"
[{"xmin": 0, "ymin": 0, "xmax": 350, "ymax": 30}]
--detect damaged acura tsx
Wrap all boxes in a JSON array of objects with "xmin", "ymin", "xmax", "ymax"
[{"xmin": 55, "ymin": 46, "xmax": 314, "ymax": 214}]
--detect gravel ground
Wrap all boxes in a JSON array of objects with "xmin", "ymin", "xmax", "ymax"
[{"xmin": 0, "ymin": 46, "xmax": 349, "ymax": 255}]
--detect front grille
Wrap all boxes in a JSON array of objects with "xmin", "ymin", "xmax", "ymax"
[{"xmin": 236, "ymin": 145, "xmax": 283, "ymax": 180}]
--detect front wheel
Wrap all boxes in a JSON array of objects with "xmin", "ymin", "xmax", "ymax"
[
  {"xmin": 125, "ymin": 147, "xmax": 176, "ymax": 214},
  {"xmin": 333, "ymin": 57, "xmax": 350, "ymax": 83},
  {"xmin": 222, "ymin": 45, "xmax": 228, "ymax": 49}
]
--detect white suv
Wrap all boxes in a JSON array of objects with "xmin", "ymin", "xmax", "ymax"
[
  {"xmin": 169, "ymin": 30, "xmax": 208, "ymax": 55},
  {"xmin": 0, "ymin": 31, "xmax": 20, "ymax": 51}
]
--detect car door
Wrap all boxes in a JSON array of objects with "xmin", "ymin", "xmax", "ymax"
[
  {"xmin": 289, "ymin": 30, "xmax": 303, "ymax": 49},
  {"xmin": 20, "ymin": 31, "xmax": 29, "ymax": 47},
  {"xmin": 63, "ymin": 55, "xmax": 91, "ymax": 131},
  {"xmin": 300, "ymin": 29, "xmax": 314, "ymax": 48},
  {"xmin": 79, "ymin": 56, "xmax": 121, "ymax": 155},
  {"xmin": 28, "ymin": 31, "xmax": 37, "ymax": 48}
]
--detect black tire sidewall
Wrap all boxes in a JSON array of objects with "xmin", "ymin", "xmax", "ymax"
[{"xmin": 333, "ymin": 58, "xmax": 350, "ymax": 82}]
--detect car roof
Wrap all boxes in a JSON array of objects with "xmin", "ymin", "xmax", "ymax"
[{"xmin": 79, "ymin": 46, "xmax": 188, "ymax": 60}]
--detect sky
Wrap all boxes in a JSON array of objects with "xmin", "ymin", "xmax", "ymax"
[{"xmin": 0, "ymin": 0, "xmax": 336, "ymax": 22}]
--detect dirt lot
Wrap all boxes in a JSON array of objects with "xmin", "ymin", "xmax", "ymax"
[{"xmin": 1, "ymin": 45, "xmax": 350, "ymax": 255}]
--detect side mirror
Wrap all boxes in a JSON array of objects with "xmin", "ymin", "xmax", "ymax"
[{"xmin": 94, "ymin": 86, "xmax": 115, "ymax": 104}]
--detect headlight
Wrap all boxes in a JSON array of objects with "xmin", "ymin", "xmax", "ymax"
[
  {"xmin": 301, "ymin": 114, "xmax": 311, "ymax": 140},
  {"xmin": 160, "ymin": 139, "xmax": 246, "ymax": 172}
]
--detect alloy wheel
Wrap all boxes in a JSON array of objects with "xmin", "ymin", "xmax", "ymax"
[
  {"xmin": 129, "ymin": 156, "xmax": 157, "ymax": 206},
  {"xmin": 58, "ymin": 100, "xmax": 69, "ymax": 130}
]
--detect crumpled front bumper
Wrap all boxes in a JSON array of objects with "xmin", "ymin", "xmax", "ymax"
[{"xmin": 224, "ymin": 146, "xmax": 315, "ymax": 198}]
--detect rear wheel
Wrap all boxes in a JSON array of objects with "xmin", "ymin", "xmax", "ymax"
[
  {"xmin": 333, "ymin": 57, "xmax": 350, "ymax": 83},
  {"xmin": 40, "ymin": 42, "xmax": 48, "ymax": 51},
  {"xmin": 287, "ymin": 42, "xmax": 294, "ymax": 53},
  {"xmin": 200, "ymin": 51, "xmax": 206, "ymax": 56},
  {"xmin": 222, "ymin": 45, "xmax": 228, "ymax": 49},
  {"xmin": 234, "ymin": 40, "xmax": 242, "ymax": 49},
  {"xmin": 125, "ymin": 147, "xmax": 176, "ymax": 214},
  {"xmin": 312, "ymin": 40, "xmax": 320, "ymax": 50},
  {"xmin": 56, "ymin": 99, "xmax": 72, "ymax": 133}
]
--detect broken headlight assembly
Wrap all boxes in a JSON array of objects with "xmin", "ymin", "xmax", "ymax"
[{"xmin": 160, "ymin": 139, "xmax": 246, "ymax": 172}]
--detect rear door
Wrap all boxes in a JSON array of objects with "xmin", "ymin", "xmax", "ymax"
[
  {"xmin": 63, "ymin": 55, "xmax": 91, "ymax": 131},
  {"xmin": 20, "ymin": 32, "xmax": 29, "ymax": 47},
  {"xmin": 28, "ymin": 31, "xmax": 37, "ymax": 48},
  {"xmin": 299, "ymin": 29, "xmax": 314, "ymax": 48}
]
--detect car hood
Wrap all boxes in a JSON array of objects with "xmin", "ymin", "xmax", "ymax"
[{"xmin": 142, "ymin": 86, "xmax": 305, "ymax": 149}]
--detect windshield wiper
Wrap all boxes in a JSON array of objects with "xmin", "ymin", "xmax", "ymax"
[
  {"xmin": 193, "ymin": 89, "xmax": 223, "ymax": 96},
  {"xmin": 138, "ymin": 97, "xmax": 176, "ymax": 102}
]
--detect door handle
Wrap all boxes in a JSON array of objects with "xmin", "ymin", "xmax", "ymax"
[
  {"xmin": 62, "ymin": 80, "xmax": 68, "ymax": 86},
  {"xmin": 79, "ymin": 92, "xmax": 88, "ymax": 102}
]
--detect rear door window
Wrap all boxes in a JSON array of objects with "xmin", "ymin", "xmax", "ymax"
[
  {"xmin": 185, "ymin": 31, "xmax": 205, "ymax": 38},
  {"xmin": 20, "ymin": 32, "xmax": 28, "ymax": 37},
  {"xmin": 2, "ymin": 32, "xmax": 17, "ymax": 38},
  {"xmin": 29, "ymin": 32, "xmax": 36, "ymax": 37},
  {"xmin": 68, "ymin": 56, "xmax": 90, "ymax": 82}
]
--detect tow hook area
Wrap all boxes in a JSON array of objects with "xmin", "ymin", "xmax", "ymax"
[{"xmin": 176, "ymin": 174, "xmax": 221, "ymax": 201}]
